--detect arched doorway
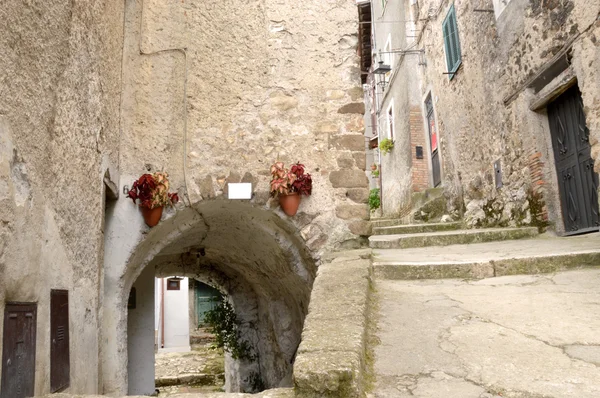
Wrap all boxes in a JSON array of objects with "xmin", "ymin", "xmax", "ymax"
[{"xmin": 103, "ymin": 200, "xmax": 316, "ymax": 395}]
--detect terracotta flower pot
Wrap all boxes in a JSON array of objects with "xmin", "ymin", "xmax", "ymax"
[
  {"xmin": 279, "ymin": 193, "xmax": 301, "ymax": 216},
  {"xmin": 141, "ymin": 206, "xmax": 164, "ymax": 227}
]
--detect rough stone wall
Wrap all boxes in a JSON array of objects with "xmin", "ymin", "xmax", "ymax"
[
  {"xmin": 119, "ymin": 0, "xmax": 369, "ymax": 251},
  {"xmin": 0, "ymin": 0, "xmax": 123, "ymax": 395},
  {"xmin": 410, "ymin": 0, "xmax": 600, "ymax": 230}
]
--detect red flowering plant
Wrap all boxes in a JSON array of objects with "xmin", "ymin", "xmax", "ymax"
[
  {"xmin": 269, "ymin": 162, "xmax": 312, "ymax": 197},
  {"xmin": 127, "ymin": 171, "xmax": 180, "ymax": 209}
]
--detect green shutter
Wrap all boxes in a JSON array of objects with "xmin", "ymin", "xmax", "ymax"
[{"xmin": 442, "ymin": 5, "xmax": 461, "ymax": 79}]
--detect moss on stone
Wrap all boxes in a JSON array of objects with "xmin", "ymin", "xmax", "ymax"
[{"xmin": 362, "ymin": 278, "xmax": 381, "ymax": 395}]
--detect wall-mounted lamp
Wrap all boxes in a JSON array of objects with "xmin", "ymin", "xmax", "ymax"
[{"xmin": 373, "ymin": 60, "xmax": 391, "ymax": 75}]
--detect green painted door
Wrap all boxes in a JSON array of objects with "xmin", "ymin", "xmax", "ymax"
[{"xmin": 195, "ymin": 282, "xmax": 222, "ymax": 326}]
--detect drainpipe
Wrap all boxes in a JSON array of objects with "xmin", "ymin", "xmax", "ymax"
[{"xmin": 161, "ymin": 278, "xmax": 165, "ymax": 348}]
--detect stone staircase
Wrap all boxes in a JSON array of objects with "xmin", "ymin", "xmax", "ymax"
[
  {"xmin": 369, "ymin": 210, "xmax": 539, "ymax": 250},
  {"xmin": 370, "ymin": 225, "xmax": 538, "ymax": 249},
  {"xmin": 369, "ymin": 193, "xmax": 600, "ymax": 280},
  {"xmin": 369, "ymin": 216, "xmax": 600, "ymax": 281}
]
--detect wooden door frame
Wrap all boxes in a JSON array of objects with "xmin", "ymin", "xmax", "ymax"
[
  {"xmin": 545, "ymin": 83, "xmax": 599, "ymax": 234},
  {"xmin": 1, "ymin": 302, "xmax": 37, "ymax": 398},
  {"xmin": 422, "ymin": 90, "xmax": 443, "ymax": 188}
]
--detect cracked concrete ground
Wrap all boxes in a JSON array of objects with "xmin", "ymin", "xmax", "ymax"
[{"xmin": 369, "ymin": 268, "xmax": 600, "ymax": 398}]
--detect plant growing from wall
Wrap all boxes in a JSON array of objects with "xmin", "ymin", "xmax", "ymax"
[
  {"xmin": 369, "ymin": 188, "xmax": 381, "ymax": 210},
  {"xmin": 269, "ymin": 161, "xmax": 312, "ymax": 196},
  {"xmin": 126, "ymin": 171, "xmax": 180, "ymax": 227},
  {"xmin": 203, "ymin": 300, "xmax": 254, "ymax": 361},
  {"xmin": 127, "ymin": 172, "xmax": 179, "ymax": 209},
  {"xmin": 269, "ymin": 161, "xmax": 312, "ymax": 216},
  {"xmin": 379, "ymin": 138, "xmax": 394, "ymax": 155},
  {"xmin": 370, "ymin": 164, "xmax": 380, "ymax": 178}
]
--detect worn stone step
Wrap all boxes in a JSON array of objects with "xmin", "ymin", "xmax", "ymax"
[
  {"xmin": 371, "ymin": 233, "xmax": 600, "ymax": 280},
  {"xmin": 155, "ymin": 372, "xmax": 225, "ymax": 387},
  {"xmin": 411, "ymin": 187, "xmax": 444, "ymax": 207},
  {"xmin": 369, "ymin": 227, "xmax": 539, "ymax": 249},
  {"xmin": 371, "ymin": 218, "xmax": 411, "ymax": 228},
  {"xmin": 373, "ymin": 221, "xmax": 463, "ymax": 235}
]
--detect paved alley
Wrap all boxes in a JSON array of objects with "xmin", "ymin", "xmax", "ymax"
[
  {"xmin": 369, "ymin": 268, "xmax": 600, "ymax": 397},
  {"xmin": 154, "ymin": 343, "xmax": 225, "ymax": 395}
]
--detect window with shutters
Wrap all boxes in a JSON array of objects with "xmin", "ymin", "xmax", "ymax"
[
  {"xmin": 442, "ymin": 5, "xmax": 461, "ymax": 79},
  {"xmin": 51, "ymin": 290, "xmax": 70, "ymax": 393}
]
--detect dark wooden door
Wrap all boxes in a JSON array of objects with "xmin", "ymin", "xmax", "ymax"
[
  {"xmin": 50, "ymin": 290, "xmax": 70, "ymax": 392},
  {"xmin": 548, "ymin": 85, "xmax": 600, "ymax": 234},
  {"xmin": 425, "ymin": 95, "xmax": 441, "ymax": 187},
  {"xmin": 1, "ymin": 303, "xmax": 37, "ymax": 398}
]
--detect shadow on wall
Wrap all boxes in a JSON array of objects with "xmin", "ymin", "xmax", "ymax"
[{"xmin": 122, "ymin": 201, "xmax": 317, "ymax": 394}]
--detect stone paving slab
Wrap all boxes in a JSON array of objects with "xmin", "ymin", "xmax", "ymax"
[
  {"xmin": 369, "ymin": 269, "xmax": 600, "ymax": 398},
  {"xmin": 369, "ymin": 227, "xmax": 538, "ymax": 249},
  {"xmin": 154, "ymin": 344, "xmax": 224, "ymax": 388},
  {"xmin": 372, "ymin": 232, "xmax": 600, "ymax": 279}
]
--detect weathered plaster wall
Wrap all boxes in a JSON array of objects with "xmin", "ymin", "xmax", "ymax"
[
  {"xmin": 410, "ymin": 0, "xmax": 600, "ymax": 229},
  {"xmin": 0, "ymin": 0, "xmax": 123, "ymax": 395},
  {"xmin": 159, "ymin": 277, "xmax": 191, "ymax": 352},
  {"xmin": 127, "ymin": 264, "xmax": 155, "ymax": 396}
]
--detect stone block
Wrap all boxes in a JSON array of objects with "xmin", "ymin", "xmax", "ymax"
[
  {"xmin": 329, "ymin": 134, "xmax": 365, "ymax": 151},
  {"xmin": 269, "ymin": 92, "xmax": 299, "ymax": 111},
  {"xmin": 336, "ymin": 157, "xmax": 354, "ymax": 168},
  {"xmin": 348, "ymin": 220, "xmax": 372, "ymax": 236},
  {"xmin": 326, "ymin": 90, "xmax": 346, "ymax": 100},
  {"xmin": 198, "ymin": 175, "xmax": 215, "ymax": 199},
  {"xmin": 316, "ymin": 122, "xmax": 339, "ymax": 134},
  {"xmin": 345, "ymin": 116, "xmax": 365, "ymax": 132},
  {"xmin": 337, "ymin": 102, "xmax": 365, "ymax": 114},
  {"xmin": 329, "ymin": 170, "xmax": 368, "ymax": 188},
  {"xmin": 223, "ymin": 171, "xmax": 242, "ymax": 197},
  {"xmin": 336, "ymin": 204, "xmax": 369, "ymax": 220},
  {"xmin": 346, "ymin": 188, "xmax": 369, "ymax": 203},
  {"xmin": 294, "ymin": 351, "xmax": 362, "ymax": 398},
  {"xmin": 347, "ymin": 87, "xmax": 364, "ymax": 101},
  {"xmin": 241, "ymin": 172, "xmax": 256, "ymax": 185},
  {"xmin": 352, "ymin": 152, "xmax": 366, "ymax": 170}
]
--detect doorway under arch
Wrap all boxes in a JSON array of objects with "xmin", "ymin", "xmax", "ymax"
[{"xmin": 105, "ymin": 200, "xmax": 317, "ymax": 394}]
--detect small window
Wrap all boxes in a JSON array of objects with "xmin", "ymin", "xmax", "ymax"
[
  {"xmin": 442, "ymin": 5, "xmax": 461, "ymax": 79},
  {"xmin": 167, "ymin": 278, "xmax": 181, "ymax": 290}
]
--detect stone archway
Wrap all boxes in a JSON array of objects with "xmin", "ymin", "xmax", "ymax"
[{"xmin": 103, "ymin": 200, "xmax": 316, "ymax": 395}]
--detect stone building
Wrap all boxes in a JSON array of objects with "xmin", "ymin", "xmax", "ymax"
[
  {"xmin": 0, "ymin": 0, "xmax": 368, "ymax": 396},
  {"xmin": 363, "ymin": 0, "xmax": 600, "ymax": 233}
]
